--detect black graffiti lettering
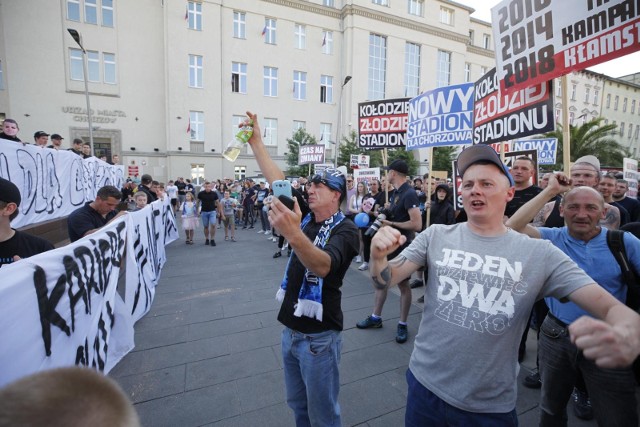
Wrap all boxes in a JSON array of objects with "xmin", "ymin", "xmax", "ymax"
[
  {"xmin": 163, "ymin": 203, "xmax": 178, "ymax": 240},
  {"xmin": 15, "ymin": 150, "xmax": 64, "ymax": 215},
  {"xmin": 70, "ymin": 157, "xmax": 86, "ymax": 206},
  {"xmin": 76, "ymin": 337, "xmax": 89, "ymax": 365},
  {"xmin": 131, "ymin": 224, "xmax": 152, "ymax": 315},
  {"xmin": 34, "ymin": 266, "xmax": 71, "ymax": 356},
  {"xmin": 0, "ymin": 152, "xmax": 9, "ymax": 179},
  {"xmin": 147, "ymin": 208, "xmax": 161, "ymax": 277}
]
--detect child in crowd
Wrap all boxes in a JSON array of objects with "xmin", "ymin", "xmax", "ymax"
[
  {"xmin": 180, "ymin": 192, "xmax": 198, "ymax": 244},
  {"xmin": 220, "ymin": 190, "xmax": 238, "ymax": 242},
  {"xmin": 130, "ymin": 192, "xmax": 148, "ymax": 211}
]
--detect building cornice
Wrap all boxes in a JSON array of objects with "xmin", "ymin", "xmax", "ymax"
[
  {"xmin": 467, "ymin": 44, "xmax": 495, "ymax": 59},
  {"xmin": 261, "ymin": 0, "xmax": 341, "ymax": 18}
]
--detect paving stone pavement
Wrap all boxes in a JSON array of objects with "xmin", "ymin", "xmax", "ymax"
[{"xmin": 110, "ymin": 221, "xmax": 636, "ymax": 426}]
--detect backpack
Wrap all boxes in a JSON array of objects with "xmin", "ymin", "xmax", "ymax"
[{"xmin": 605, "ymin": 229, "xmax": 640, "ymax": 384}]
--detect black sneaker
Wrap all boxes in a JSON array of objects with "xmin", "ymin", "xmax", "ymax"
[
  {"xmin": 205, "ymin": 239, "xmax": 210, "ymax": 245},
  {"xmin": 522, "ymin": 368, "xmax": 542, "ymax": 388},
  {"xmin": 273, "ymin": 251, "xmax": 282, "ymax": 258},
  {"xmin": 356, "ymin": 315, "xmax": 382, "ymax": 329},
  {"xmin": 211, "ymin": 240, "xmax": 216, "ymax": 247},
  {"xmin": 417, "ymin": 295, "xmax": 424, "ymax": 303},
  {"xmin": 409, "ymin": 279, "xmax": 424, "ymax": 289},
  {"xmin": 572, "ymin": 388, "xmax": 593, "ymax": 420},
  {"xmin": 396, "ymin": 324, "xmax": 408, "ymax": 343}
]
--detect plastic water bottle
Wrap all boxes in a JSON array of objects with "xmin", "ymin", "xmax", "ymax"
[{"xmin": 223, "ymin": 122, "xmax": 253, "ymax": 162}]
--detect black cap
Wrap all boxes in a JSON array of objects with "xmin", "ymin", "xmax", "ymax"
[
  {"xmin": 383, "ymin": 159, "xmax": 409, "ymax": 175},
  {"xmin": 50, "ymin": 134, "xmax": 64, "ymax": 140},
  {"xmin": 456, "ymin": 145, "xmax": 515, "ymax": 187},
  {"xmin": 34, "ymin": 131, "xmax": 49, "ymax": 138},
  {"xmin": 0, "ymin": 177, "xmax": 21, "ymax": 206}
]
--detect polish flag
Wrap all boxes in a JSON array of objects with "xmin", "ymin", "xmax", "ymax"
[{"xmin": 187, "ymin": 120, "xmax": 191, "ymax": 134}]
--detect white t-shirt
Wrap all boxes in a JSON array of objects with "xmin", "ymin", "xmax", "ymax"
[{"xmin": 166, "ymin": 184, "xmax": 178, "ymax": 200}]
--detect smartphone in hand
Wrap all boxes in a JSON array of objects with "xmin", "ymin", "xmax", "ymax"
[{"xmin": 272, "ymin": 180, "xmax": 294, "ymax": 210}]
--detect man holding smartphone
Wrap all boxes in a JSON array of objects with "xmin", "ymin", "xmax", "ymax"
[{"xmin": 244, "ymin": 111, "xmax": 359, "ymax": 427}]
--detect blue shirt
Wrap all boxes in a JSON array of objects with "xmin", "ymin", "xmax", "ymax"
[{"xmin": 540, "ymin": 226, "xmax": 640, "ymax": 324}]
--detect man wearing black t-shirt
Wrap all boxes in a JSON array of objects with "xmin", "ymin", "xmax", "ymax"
[
  {"xmin": 175, "ymin": 177, "xmax": 187, "ymax": 206},
  {"xmin": 245, "ymin": 111, "xmax": 358, "ymax": 427},
  {"xmin": 0, "ymin": 178, "xmax": 54, "ymax": 268},
  {"xmin": 504, "ymin": 156, "xmax": 543, "ymax": 218},
  {"xmin": 197, "ymin": 182, "xmax": 219, "ymax": 246},
  {"xmin": 67, "ymin": 185, "xmax": 126, "ymax": 242}
]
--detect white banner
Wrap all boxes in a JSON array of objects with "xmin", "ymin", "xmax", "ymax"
[
  {"xmin": 0, "ymin": 198, "xmax": 178, "ymax": 387},
  {"xmin": 624, "ymin": 157, "xmax": 639, "ymax": 198},
  {"xmin": 353, "ymin": 168, "xmax": 380, "ymax": 186},
  {"xmin": 0, "ymin": 139, "xmax": 125, "ymax": 228}
]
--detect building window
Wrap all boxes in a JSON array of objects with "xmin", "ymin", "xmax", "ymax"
[
  {"xmin": 623, "ymin": 97, "xmax": 628, "ymax": 112},
  {"xmin": 264, "ymin": 18, "xmax": 276, "ymax": 45},
  {"xmin": 480, "ymin": 66, "xmax": 488, "ymax": 76},
  {"xmin": 436, "ymin": 50, "xmax": 451, "ymax": 88},
  {"xmin": 408, "ymin": 0, "xmax": 423, "ymax": 16},
  {"xmin": 570, "ymin": 84, "xmax": 577, "ymax": 101},
  {"xmin": 320, "ymin": 123, "xmax": 332, "ymax": 145},
  {"xmin": 231, "ymin": 115, "xmax": 245, "ymax": 140},
  {"xmin": 188, "ymin": 1, "xmax": 202, "ymax": 31},
  {"xmin": 234, "ymin": 165, "xmax": 246, "ymax": 181},
  {"xmin": 323, "ymin": 0, "xmax": 335, "ymax": 7},
  {"xmin": 629, "ymin": 123, "xmax": 633, "ymax": 138},
  {"xmin": 632, "ymin": 99, "xmax": 636, "ymax": 114},
  {"xmin": 67, "ymin": 0, "xmax": 80, "ymax": 21},
  {"xmin": 85, "ymin": 0, "xmax": 97, "ymax": 24},
  {"xmin": 189, "ymin": 55, "xmax": 203, "ymax": 88},
  {"xmin": 233, "ymin": 11, "xmax": 246, "ymax": 39},
  {"xmin": 569, "ymin": 112, "xmax": 575, "ymax": 125},
  {"xmin": 102, "ymin": 0, "xmax": 113, "ymax": 27},
  {"xmin": 263, "ymin": 118, "xmax": 278, "ymax": 146},
  {"xmin": 293, "ymin": 71, "xmax": 307, "ymax": 100},
  {"xmin": 556, "ymin": 81, "xmax": 562, "ymax": 97},
  {"xmin": 189, "ymin": 111, "xmax": 204, "ymax": 141},
  {"xmin": 87, "ymin": 50, "xmax": 100, "ymax": 82},
  {"xmin": 555, "ymin": 109, "xmax": 560, "ymax": 122},
  {"xmin": 322, "ymin": 31, "xmax": 333, "ymax": 55},
  {"xmin": 464, "ymin": 63, "xmax": 471, "ymax": 82},
  {"xmin": 440, "ymin": 7, "xmax": 454, "ymax": 25},
  {"xmin": 483, "ymin": 34, "xmax": 491, "ymax": 49},
  {"xmin": 294, "ymin": 24, "xmax": 306, "ymax": 50},
  {"xmin": 368, "ymin": 33, "xmax": 387, "ymax": 100},
  {"xmin": 372, "ymin": 0, "xmax": 389, "ymax": 5},
  {"xmin": 635, "ymin": 124, "xmax": 640, "ymax": 139},
  {"xmin": 404, "ymin": 42, "xmax": 421, "ymax": 97},
  {"xmin": 620, "ymin": 122, "xmax": 625, "ymax": 136},
  {"xmin": 231, "ymin": 62, "xmax": 247, "ymax": 93},
  {"xmin": 593, "ymin": 89, "xmax": 599, "ymax": 106},
  {"xmin": 263, "ymin": 66, "xmax": 278, "ymax": 97},
  {"xmin": 191, "ymin": 164, "xmax": 205, "ymax": 186},
  {"xmin": 320, "ymin": 75, "xmax": 333, "ymax": 103},
  {"xmin": 606, "ymin": 93, "xmax": 611, "ymax": 108},
  {"xmin": 70, "ymin": 49, "xmax": 84, "ymax": 80},
  {"xmin": 293, "ymin": 121, "xmax": 306, "ymax": 133},
  {"xmin": 584, "ymin": 87, "xmax": 590, "ymax": 103},
  {"xmin": 103, "ymin": 53, "xmax": 116, "ymax": 84},
  {"xmin": 614, "ymin": 95, "xmax": 619, "ymax": 110},
  {"xmin": 468, "ymin": 30, "xmax": 474, "ymax": 45}
]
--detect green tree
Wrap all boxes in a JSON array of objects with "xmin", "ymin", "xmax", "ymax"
[
  {"xmin": 432, "ymin": 146, "xmax": 457, "ymax": 176},
  {"xmin": 284, "ymin": 128, "xmax": 319, "ymax": 177},
  {"xmin": 336, "ymin": 130, "xmax": 419, "ymax": 175},
  {"xmin": 544, "ymin": 118, "xmax": 629, "ymax": 170}
]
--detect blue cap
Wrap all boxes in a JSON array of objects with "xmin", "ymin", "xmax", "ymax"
[
  {"xmin": 309, "ymin": 168, "xmax": 346, "ymax": 197},
  {"xmin": 457, "ymin": 145, "xmax": 515, "ymax": 187}
]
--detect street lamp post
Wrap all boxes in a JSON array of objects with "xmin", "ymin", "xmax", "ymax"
[
  {"xmin": 67, "ymin": 28, "xmax": 95, "ymax": 156},
  {"xmin": 334, "ymin": 75, "xmax": 352, "ymax": 167}
]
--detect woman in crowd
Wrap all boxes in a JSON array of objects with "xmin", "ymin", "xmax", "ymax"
[{"xmin": 348, "ymin": 181, "xmax": 367, "ymax": 264}]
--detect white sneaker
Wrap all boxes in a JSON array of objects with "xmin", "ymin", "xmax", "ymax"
[
  {"xmin": 354, "ymin": 255, "xmax": 362, "ymax": 263},
  {"xmin": 265, "ymin": 231, "xmax": 272, "ymax": 236},
  {"xmin": 272, "ymin": 237, "xmax": 278, "ymax": 242},
  {"xmin": 358, "ymin": 262, "xmax": 369, "ymax": 271},
  {"xmin": 257, "ymin": 230, "xmax": 264, "ymax": 234}
]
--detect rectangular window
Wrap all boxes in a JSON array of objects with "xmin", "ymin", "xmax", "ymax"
[
  {"xmin": 231, "ymin": 62, "xmax": 247, "ymax": 93},
  {"xmin": 368, "ymin": 33, "xmax": 387, "ymax": 100},
  {"xmin": 584, "ymin": 87, "xmax": 590, "ymax": 103},
  {"xmin": 483, "ymin": 34, "xmax": 491, "ymax": 49},
  {"xmin": 623, "ymin": 97, "xmax": 628, "ymax": 112},
  {"xmin": 615, "ymin": 95, "xmax": 619, "ymax": 110},
  {"xmin": 464, "ymin": 63, "xmax": 471, "ymax": 83},
  {"xmin": 233, "ymin": 11, "xmax": 246, "ymax": 39},
  {"xmin": 189, "ymin": 55, "xmax": 203, "ymax": 88},
  {"xmin": 593, "ymin": 89, "xmax": 599, "ymax": 105},
  {"xmin": 408, "ymin": 0, "xmax": 423, "ymax": 16},
  {"xmin": 85, "ymin": 0, "xmax": 97, "ymax": 24},
  {"xmin": 265, "ymin": 18, "xmax": 276, "ymax": 45},
  {"xmin": 189, "ymin": 111, "xmax": 204, "ymax": 141},
  {"xmin": 570, "ymin": 84, "xmax": 577, "ymax": 101},
  {"xmin": 294, "ymin": 24, "xmax": 306, "ymax": 50},
  {"xmin": 293, "ymin": 121, "xmax": 306, "ymax": 133},
  {"xmin": 320, "ymin": 123, "xmax": 332, "ymax": 145},
  {"xmin": 87, "ymin": 50, "xmax": 100, "ymax": 82},
  {"xmin": 439, "ymin": 7, "xmax": 454, "ymax": 25},
  {"xmin": 635, "ymin": 124, "xmax": 640, "ymax": 139},
  {"xmin": 263, "ymin": 118, "xmax": 278, "ymax": 146},
  {"xmin": 263, "ymin": 66, "xmax": 278, "ymax": 97},
  {"xmin": 191, "ymin": 164, "xmax": 205, "ymax": 185},
  {"xmin": 293, "ymin": 71, "xmax": 307, "ymax": 100},
  {"xmin": 629, "ymin": 123, "xmax": 633, "ymax": 138},
  {"xmin": 234, "ymin": 165, "xmax": 246, "ymax": 181},
  {"xmin": 633, "ymin": 100, "xmax": 636, "ymax": 114},
  {"xmin": 480, "ymin": 66, "xmax": 488, "ymax": 76},
  {"xmin": 372, "ymin": 0, "xmax": 389, "ymax": 5},
  {"xmin": 436, "ymin": 50, "xmax": 451, "ymax": 88},
  {"xmin": 232, "ymin": 115, "xmax": 245, "ymax": 141},
  {"xmin": 70, "ymin": 48, "xmax": 84, "ymax": 80},
  {"xmin": 569, "ymin": 112, "xmax": 575, "ymax": 125},
  {"xmin": 606, "ymin": 93, "xmax": 611, "ymax": 108},
  {"xmin": 322, "ymin": 31, "xmax": 333, "ymax": 55},
  {"xmin": 404, "ymin": 42, "xmax": 421, "ymax": 97},
  {"xmin": 323, "ymin": 0, "xmax": 335, "ymax": 6},
  {"xmin": 188, "ymin": 1, "xmax": 202, "ymax": 31},
  {"xmin": 67, "ymin": 0, "xmax": 80, "ymax": 21},
  {"xmin": 468, "ymin": 29, "xmax": 474, "ymax": 45},
  {"xmin": 103, "ymin": 52, "xmax": 116, "ymax": 84},
  {"xmin": 102, "ymin": 0, "xmax": 114, "ymax": 27},
  {"xmin": 320, "ymin": 75, "xmax": 333, "ymax": 103},
  {"xmin": 556, "ymin": 81, "xmax": 562, "ymax": 97},
  {"xmin": 620, "ymin": 122, "xmax": 625, "ymax": 136}
]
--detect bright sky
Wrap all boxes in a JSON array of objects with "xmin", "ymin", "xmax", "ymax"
[{"xmin": 456, "ymin": 0, "xmax": 640, "ymax": 78}]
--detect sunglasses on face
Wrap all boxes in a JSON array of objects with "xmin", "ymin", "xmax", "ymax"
[{"xmin": 310, "ymin": 168, "xmax": 344, "ymax": 187}]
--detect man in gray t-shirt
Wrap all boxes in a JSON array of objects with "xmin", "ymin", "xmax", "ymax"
[{"xmin": 368, "ymin": 145, "xmax": 640, "ymax": 426}]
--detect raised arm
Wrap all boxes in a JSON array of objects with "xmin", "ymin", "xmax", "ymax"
[
  {"xmin": 369, "ymin": 226, "xmax": 420, "ymax": 290},
  {"xmin": 245, "ymin": 111, "xmax": 285, "ymax": 184}
]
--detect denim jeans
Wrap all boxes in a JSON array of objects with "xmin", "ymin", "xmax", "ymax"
[
  {"xmin": 259, "ymin": 206, "xmax": 270, "ymax": 231},
  {"xmin": 405, "ymin": 369, "xmax": 518, "ymax": 427},
  {"xmin": 539, "ymin": 314, "xmax": 637, "ymax": 427},
  {"xmin": 200, "ymin": 210, "xmax": 217, "ymax": 228},
  {"xmin": 281, "ymin": 328, "xmax": 342, "ymax": 427}
]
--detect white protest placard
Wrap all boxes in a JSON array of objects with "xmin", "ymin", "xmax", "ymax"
[
  {"xmin": 358, "ymin": 155, "xmax": 370, "ymax": 168},
  {"xmin": 353, "ymin": 168, "xmax": 380, "ymax": 186},
  {"xmin": 0, "ymin": 139, "xmax": 125, "ymax": 228},
  {"xmin": 491, "ymin": 0, "xmax": 640, "ymax": 93},
  {"xmin": 513, "ymin": 138, "xmax": 557, "ymax": 165},
  {"xmin": 314, "ymin": 163, "xmax": 334, "ymax": 175},
  {"xmin": 473, "ymin": 68, "xmax": 554, "ymax": 144},
  {"xmin": 624, "ymin": 157, "xmax": 639, "ymax": 198},
  {"xmin": 298, "ymin": 144, "xmax": 326, "ymax": 165},
  {"xmin": 350, "ymin": 154, "xmax": 359, "ymax": 168},
  {"xmin": 406, "ymin": 83, "xmax": 474, "ymax": 149},
  {"xmin": 358, "ymin": 98, "xmax": 410, "ymax": 149}
]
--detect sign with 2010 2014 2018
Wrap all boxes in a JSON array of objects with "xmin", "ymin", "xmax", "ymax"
[{"xmin": 491, "ymin": 0, "xmax": 640, "ymax": 93}]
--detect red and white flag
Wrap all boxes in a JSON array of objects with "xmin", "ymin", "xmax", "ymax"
[
  {"xmin": 322, "ymin": 33, "xmax": 326, "ymax": 47},
  {"xmin": 186, "ymin": 119, "xmax": 191, "ymax": 134},
  {"xmin": 261, "ymin": 25, "xmax": 267, "ymax": 36},
  {"xmin": 184, "ymin": 5, "xmax": 188, "ymax": 21}
]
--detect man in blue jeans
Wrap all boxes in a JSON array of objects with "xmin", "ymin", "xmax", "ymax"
[
  {"xmin": 507, "ymin": 174, "xmax": 640, "ymax": 426},
  {"xmin": 369, "ymin": 145, "xmax": 640, "ymax": 426},
  {"xmin": 244, "ymin": 111, "xmax": 358, "ymax": 427},
  {"xmin": 197, "ymin": 181, "xmax": 219, "ymax": 246}
]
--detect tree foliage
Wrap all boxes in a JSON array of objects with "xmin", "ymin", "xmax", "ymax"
[
  {"xmin": 432, "ymin": 146, "xmax": 457, "ymax": 176},
  {"xmin": 284, "ymin": 128, "xmax": 319, "ymax": 177}
]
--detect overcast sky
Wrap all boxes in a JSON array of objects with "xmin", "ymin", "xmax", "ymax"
[{"xmin": 456, "ymin": 0, "xmax": 640, "ymax": 78}]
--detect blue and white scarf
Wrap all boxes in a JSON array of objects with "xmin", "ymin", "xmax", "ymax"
[{"xmin": 276, "ymin": 210, "xmax": 346, "ymax": 322}]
